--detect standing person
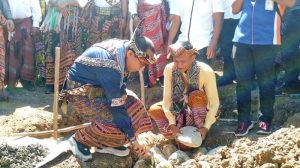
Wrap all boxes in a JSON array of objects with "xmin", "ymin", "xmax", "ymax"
[
  {"xmin": 0, "ymin": 0, "xmax": 14, "ymax": 100},
  {"xmin": 232, "ymin": 0, "xmax": 295, "ymax": 136},
  {"xmin": 43, "ymin": 0, "xmax": 129, "ymax": 93},
  {"xmin": 59, "ymin": 31, "xmax": 156, "ymax": 161},
  {"xmin": 217, "ymin": 0, "xmax": 241, "ymax": 87},
  {"xmin": 167, "ymin": 0, "xmax": 225, "ymax": 65},
  {"xmin": 129, "ymin": 0, "xmax": 168, "ymax": 87},
  {"xmin": 149, "ymin": 41, "xmax": 220, "ymax": 149},
  {"xmin": 276, "ymin": 0, "xmax": 300, "ymax": 93},
  {"xmin": 7, "ymin": 0, "xmax": 42, "ymax": 91}
]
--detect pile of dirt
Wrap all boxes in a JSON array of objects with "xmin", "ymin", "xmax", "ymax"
[
  {"xmin": 195, "ymin": 127, "xmax": 300, "ymax": 167},
  {"xmin": 0, "ymin": 143, "xmax": 48, "ymax": 168}
]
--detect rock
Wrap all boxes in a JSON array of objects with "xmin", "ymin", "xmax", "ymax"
[
  {"xmin": 284, "ymin": 113, "xmax": 300, "ymax": 127},
  {"xmin": 207, "ymin": 146, "xmax": 226, "ymax": 155},
  {"xmin": 150, "ymin": 146, "xmax": 167, "ymax": 166},
  {"xmin": 168, "ymin": 150, "xmax": 190, "ymax": 165},
  {"xmin": 162, "ymin": 144, "xmax": 177, "ymax": 159},
  {"xmin": 221, "ymin": 159, "xmax": 230, "ymax": 168},
  {"xmin": 156, "ymin": 161, "xmax": 173, "ymax": 168},
  {"xmin": 260, "ymin": 163, "xmax": 279, "ymax": 168},
  {"xmin": 83, "ymin": 153, "xmax": 132, "ymax": 168},
  {"xmin": 192, "ymin": 147, "xmax": 208, "ymax": 159},
  {"xmin": 254, "ymin": 149, "xmax": 274, "ymax": 165},
  {"xmin": 133, "ymin": 159, "xmax": 152, "ymax": 168},
  {"xmin": 198, "ymin": 161, "xmax": 210, "ymax": 168},
  {"xmin": 180, "ymin": 159, "xmax": 200, "ymax": 168}
]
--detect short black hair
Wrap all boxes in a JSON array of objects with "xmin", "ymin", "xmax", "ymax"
[
  {"xmin": 134, "ymin": 36, "xmax": 155, "ymax": 53},
  {"xmin": 181, "ymin": 41, "xmax": 194, "ymax": 50}
]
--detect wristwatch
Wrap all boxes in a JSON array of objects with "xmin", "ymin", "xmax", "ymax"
[{"xmin": 131, "ymin": 13, "xmax": 138, "ymax": 20}]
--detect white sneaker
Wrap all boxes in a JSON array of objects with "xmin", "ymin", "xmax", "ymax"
[
  {"xmin": 96, "ymin": 146, "xmax": 130, "ymax": 157},
  {"xmin": 69, "ymin": 136, "xmax": 92, "ymax": 161}
]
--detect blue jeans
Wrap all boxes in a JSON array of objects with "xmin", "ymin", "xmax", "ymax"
[{"xmin": 233, "ymin": 43, "xmax": 279, "ymax": 123}]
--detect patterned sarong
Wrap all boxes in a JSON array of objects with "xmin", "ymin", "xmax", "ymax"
[
  {"xmin": 8, "ymin": 17, "xmax": 35, "ymax": 84},
  {"xmin": 139, "ymin": 2, "xmax": 168, "ymax": 87},
  {"xmin": 45, "ymin": 6, "xmax": 85, "ymax": 85},
  {"xmin": 149, "ymin": 90, "xmax": 207, "ymax": 139},
  {"xmin": 62, "ymin": 79, "xmax": 153, "ymax": 148},
  {"xmin": 83, "ymin": 4, "xmax": 122, "ymax": 48},
  {"xmin": 0, "ymin": 24, "xmax": 5, "ymax": 89}
]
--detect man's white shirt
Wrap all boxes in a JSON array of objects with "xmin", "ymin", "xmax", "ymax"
[
  {"xmin": 171, "ymin": 0, "xmax": 225, "ymax": 50},
  {"xmin": 8, "ymin": 0, "xmax": 42, "ymax": 27}
]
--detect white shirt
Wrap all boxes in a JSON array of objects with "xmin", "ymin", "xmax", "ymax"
[
  {"xmin": 224, "ymin": 0, "xmax": 241, "ymax": 19},
  {"xmin": 172, "ymin": 0, "xmax": 225, "ymax": 50},
  {"xmin": 129, "ymin": 0, "xmax": 162, "ymax": 14},
  {"xmin": 8, "ymin": 0, "xmax": 42, "ymax": 27},
  {"xmin": 78, "ymin": 0, "xmax": 119, "ymax": 8}
]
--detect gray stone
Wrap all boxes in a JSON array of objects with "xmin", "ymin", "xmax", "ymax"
[
  {"xmin": 162, "ymin": 144, "xmax": 177, "ymax": 159},
  {"xmin": 168, "ymin": 150, "xmax": 190, "ymax": 165}
]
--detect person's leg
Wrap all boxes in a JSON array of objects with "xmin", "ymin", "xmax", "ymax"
[
  {"xmin": 233, "ymin": 43, "xmax": 255, "ymax": 136},
  {"xmin": 148, "ymin": 101, "xmax": 174, "ymax": 139},
  {"xmin": 188, "ymin": 90, "xmax": 208, "ymax": 128},
  {"xmin": 253, "ymin": 45, "xmax": 277, "ymax": 134},
  {"xmin": 280, "ymin": 10, "xmax": 300, "ymax": 86},
  {"xmin": 16, "ymin": 19, "xmax": 35, "ymax": 91},
  {"xmin": 218, "ymin": 19, "xmax": 239, "ymax": 86}
]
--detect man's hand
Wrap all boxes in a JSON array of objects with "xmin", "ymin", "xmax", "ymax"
[
  {"xmin": 131, "ymin": 139, "xmax": 151, "ymax": 158},
  {"xmin": 196, "ymin": 127, "xmax": 208, "ymax": 140},
  {"xmin": 169, "ymin": 124, "xmax": 181, "ymax": 138},
  {"xmin": 6, "ymin": 20, "xmax": 14, "ymax": 32},
  {"xmin": 206, "ymin": 43, "xmax": 217, "ymax": 59},
  {"xmin": 31, "ymin": 27, "xmax": 39, "ymax": 36}
]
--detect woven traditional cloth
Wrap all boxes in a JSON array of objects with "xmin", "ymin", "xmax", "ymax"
[
  {"xmin": 149, "ymin": 90, "xmax": 207, "ymax": 139},
  {"xmin": 63, "ymin": 80, "xmax": 153, "ymax": 148},
  {"xmin": 83, "ymin": 4, "xmax": 122, "ymax": 48},
  {"xmin": 0, "ymin": 24, "xmax": 5, "ymax": 89},
  {"xmin": 8, "ymin": 17, "xmax": 35, "ymax": 84},
  {"xmin": 171, "ymin": 61, "xmax": 200, "ymax": 114},
  {"xmin": 33, "ymin": 31, "xmax": 46, "ymax": 79},
  {"xmin": 138, "ymin": 2, "xmax": 168, "ymax": 87},
  {"xmin": 45, "ymin": 6, "xmax": 85, "ymax": 85}
]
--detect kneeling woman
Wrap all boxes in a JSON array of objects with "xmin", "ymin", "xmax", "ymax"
[{"xmin": 149, "ymin": 41, "xmax": 220, "ymax": 149}]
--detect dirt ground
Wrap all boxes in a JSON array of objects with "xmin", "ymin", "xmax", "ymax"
[{"xmin": 0, "ymin": 60, "xmax": 300, "ymax": 167}]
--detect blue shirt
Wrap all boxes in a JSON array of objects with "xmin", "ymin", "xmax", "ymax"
[
  {"xmin": 233, "ymin": 0, "xmax": 284, "ymax": 45},
  {"xmin": 69, "ymin": 39, "xmax": 135, "ymax": 139}
]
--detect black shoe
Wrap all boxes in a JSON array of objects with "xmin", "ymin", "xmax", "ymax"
[
  {"xmin": 44, "ymin": 84, "xmax": 54, "ymax": 94},
  {"xmin": 69, "ymin": 135, "xmax": 92, "ymax": 161}
]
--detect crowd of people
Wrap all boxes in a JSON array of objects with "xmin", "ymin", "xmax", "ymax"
[{"xmin": 0, "ymin": 0, "xmax": 299, "ymax": 162}]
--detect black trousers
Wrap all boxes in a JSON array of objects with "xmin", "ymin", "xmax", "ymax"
[
  {"xmin": 280, "ymin": 9, "xmax": 300, "ymax": 85},
  {"xmin": 217, "ymin": 19, "xmax": 239, "ymax": 85},
  {"xmin": 233, "ymin": 43, "xmax": 279, "ymax": 123}
]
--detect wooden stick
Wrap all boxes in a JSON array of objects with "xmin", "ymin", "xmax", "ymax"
[
  {"xmin": 12, "ymin": 123, "xmax": 91, "ymax": 137},
  {"xmin": 53, "ymin": 47, "xmax": 61, "ymax": 139},
  {"xmin": 139, "ymin": 69, "xmax": 145, "ymax": 104}
]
